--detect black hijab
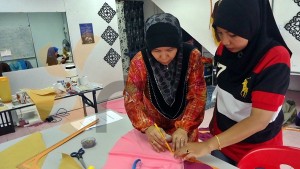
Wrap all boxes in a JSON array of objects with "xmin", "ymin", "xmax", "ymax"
[
  {"xmin": 213, "ymin": 0, "xmax": 292, "ymax": 81},
  {"xmin": 144, "ymin": 13, "xmax": 183, "ymax": 106},
  {"xmin": 142, "ymin": 13, "xmax": 192, "ymax": 119}
]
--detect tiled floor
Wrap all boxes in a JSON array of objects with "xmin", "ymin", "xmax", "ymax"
[{"xmin": 1, "ymin": 96, "xmax": 300, "ymax": 148}]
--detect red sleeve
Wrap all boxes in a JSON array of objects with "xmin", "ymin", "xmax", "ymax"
[
  {"xmin": 175, "ymin": 49, "xmax": 207, "ymax": 132},
  {"xmin": 123, "ymin": 52, "xmax": 153, "ymax": 132},
  {"xmin": 252, "ymin": 46, "xmax": 290, "ymax": 111}
]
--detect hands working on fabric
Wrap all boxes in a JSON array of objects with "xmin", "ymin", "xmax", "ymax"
[
  {"xmin": 123, "ymin": 12, "xmax": 207, "ymax": 160},
  {"xmin": 145, "ymin": 125, "xmax": 188, "ymax": 153},
  {"xmin": 174, "ymin": 141, "xmax": 215, "ymax": 161},
  {"xmin": 173, "ymin": 0, "xmax": 292, "ymax": 166}
]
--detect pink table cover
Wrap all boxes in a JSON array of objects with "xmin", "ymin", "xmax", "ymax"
[{"xmin": 103, "ymin": 129, "xmax": 215, "ymax": 169}]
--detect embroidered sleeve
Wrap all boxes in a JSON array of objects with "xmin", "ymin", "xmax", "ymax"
[
  {"xmin": 123, "ymin": 52, "xmax": 153, "ymax": 132},
  {"xmin": 175, "ymin": 49, "xmax": 207, "ymax": 133}
]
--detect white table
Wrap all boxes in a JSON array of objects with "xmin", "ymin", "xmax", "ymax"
[
  {"xmin": 0, "ymin": 87, "xmax": 102, "ymax": 136},
  {"xmin": 0, "ymin": 110, "xmax": 238, "ymax": 169}
]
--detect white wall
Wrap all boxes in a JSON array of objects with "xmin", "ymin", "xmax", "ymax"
[
  {"xmin": 152, "ymin": 0, "xmax": 218, "ymax": 55},
  {"xmin": 143, "ymin": 0, "xmax": 163, "ymax": 22},
  {"xmin": 1, "ymin": 0, "xmax": 125, "ymax": 114},
  {"xmin": 273, "ymin": 0, "xmax": 300, "ymax": 74},
  {"xmin": 151, "ymin": 0, "xmax": 300, "ymax": 91},
  {"xmin": 272, "ymin": 0, "xmax": 300, "ymax": 90}
]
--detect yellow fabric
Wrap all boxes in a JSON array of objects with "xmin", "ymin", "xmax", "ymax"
[
  {"xmin": 26, "ymin": 88, "xmax": 56, "ymax": 121},
  {"xmin": 0, "ymin": 105, "xmax": 8, "ymax": 111},
  {"xmin": 0, "ymin": 132, "xmax": 46, "ymax": 169},
  {"xmin": 59, "ymin": 153, "xmax": 82, "ymax": 169},
  {"xmin": 59, "ymin": 123, "xmax": 77, "ymax": 135}
]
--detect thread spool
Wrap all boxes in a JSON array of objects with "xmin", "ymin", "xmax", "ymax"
[
  {"xmin": 0, "ymin": 76, "xmax": 12, "ymax": 102},
  {"xmin": 81, "ymin": 137, "xmax": 96, "ymax": 148}
]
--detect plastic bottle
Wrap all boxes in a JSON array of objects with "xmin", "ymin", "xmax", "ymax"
[
  {"xmin": 0, "ymin": 76, "xmax": 12, "ymax": 102},
  {"xmin": 65, "ymin": 64, "xmax": 78, "ymax": 86}
]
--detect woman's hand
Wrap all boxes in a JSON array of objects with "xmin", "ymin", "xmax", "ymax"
[
  {"xmin": 145, "ymin": 126, "xmax": 167, "ymax": 152},
  {"xmin": 174, "ymin": 142, "xmax": 212, "ymax": 160},
  {"xmin": 172, "ymin": 128, "xmax": 188, "ymax": 151}
]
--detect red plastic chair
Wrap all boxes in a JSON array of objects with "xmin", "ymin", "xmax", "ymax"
[{"xmin": 238, "ymin": 146, "xmax": 300, "ymax": 169}]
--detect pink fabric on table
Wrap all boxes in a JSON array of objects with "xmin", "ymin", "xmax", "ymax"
[
  {"xmin": 99, "ymin": 98, "xmax": 127, "ymax": 114},
  {"xmin": 103, "ymin": 129, "xmax": 215, "ymax": 169},
  {"xmin": 103, "ymin": 129, "xmax": 183, "ymax": 169}
]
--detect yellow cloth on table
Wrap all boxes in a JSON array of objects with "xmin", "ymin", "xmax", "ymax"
[
  {"xmin": 26, "ymin": 88, "xmax": 56, "ymax": 121},
  {"xmin": 59, "ymin": 153, "xmax": 82, "ymax": 169},
  {"xmin": 0, "ymin": 105, "xmax": 8, "ymax": 111},
  {"xmin": 0, "ymin": 132, "xmax": 46, "ymax": 169}
]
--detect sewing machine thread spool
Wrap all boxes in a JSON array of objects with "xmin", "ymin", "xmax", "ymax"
[
  {"xmin": 81, "ymin": 137, "xmax": 96, "ymax": 149},
  {"xmin": 0, "ymin": 76, "xmax": 12, "ymax": 102}
]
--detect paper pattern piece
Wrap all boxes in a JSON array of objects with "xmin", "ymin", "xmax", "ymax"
[
  {"xmin": 103, "ymin": 129, "xmax": 217, "ymax": 169},
  {"xmin": 59, "ymin": 153, "xmax": 82, "ymax": 169},
  {"xmin": 71, "ymin": 110, "xmax": 123, "ymax": 130},
  {"xmin": 103, "ymin": 129, "xmax": 183, "ymax": 169},
  {"xmin": 0, "ymin": 132, "xmax": 46, "ymax": 169},
  {"xmin": 26, "ymin": 88, "xmax": 56, "ymax": 121}
]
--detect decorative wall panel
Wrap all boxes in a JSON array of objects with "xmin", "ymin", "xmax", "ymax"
[
  {"xmin": 98, "ymin": 2, "xmax": 116, "ymax": 23},
  {"xmin": 104, "ymin": 48, "xmax": 121, "ymax": 67},
  {"xmin": 285, "ymin": 12, "xmax": 300, "ymax": 42},
  {"xmin": 101, "ymin": 26, "xmax": 119, "ymax": 46}
]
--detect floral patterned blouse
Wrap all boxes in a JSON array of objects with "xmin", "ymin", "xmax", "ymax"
[{"xmin": 123, "ymin": 49, "xmax": 207, "ymax": 141}]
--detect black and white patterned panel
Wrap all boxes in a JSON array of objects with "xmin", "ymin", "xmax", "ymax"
[
  {"xmin": 116, "ymin": 1, "xmax": 130, "ymax": 73},
  {"xmin": 104, "ymin": 48, "xmax": 121, "ymax": 67},
  {"xmin": 101, "ymin": 26, "xmax": 119, "ymax": 46},
  {"xmin": 285, "ymin": 12, "xmax": 300, "ymax": 42},
  {"xmin": 294, "ymin": 0, "xmax": 300, "ymax": 6},
  {"xmin": 98, "ymin": 2, "xmax": 116, "ymax": 23}
]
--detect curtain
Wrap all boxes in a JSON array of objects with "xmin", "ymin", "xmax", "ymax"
[
  {"xmin": 124, "ymin": 1, "xmax": 144, "ymax": 59},
  {"xmin": 116, "ymin": 0, "xmax": 144, "ymax": 74},
  {"xmin": 116, "ymin": 1, "xmax": 129, "ymax": 73}
]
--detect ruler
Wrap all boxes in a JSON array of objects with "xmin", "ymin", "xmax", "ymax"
[{"xmin": 17, "ymin": 119, "xmax": 99, "ymax": 169}]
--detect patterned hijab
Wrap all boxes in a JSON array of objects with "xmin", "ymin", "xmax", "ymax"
[
  {"xmin": 213, "ymin": 0, "xmax": 291, "ymax": 82},
  {"xmin": 144, "ymin": 13, "xmax": 183, "ymax": 106}
]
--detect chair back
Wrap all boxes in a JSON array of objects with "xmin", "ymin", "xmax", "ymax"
[{"xmin": 238, "ymin": 146, "xmax": 300, "ymax": 169}]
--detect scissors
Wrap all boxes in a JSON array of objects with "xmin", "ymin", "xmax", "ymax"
[{"xmin": 70, "ymin": 148, "xmax": 87, "ymax": 169}]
